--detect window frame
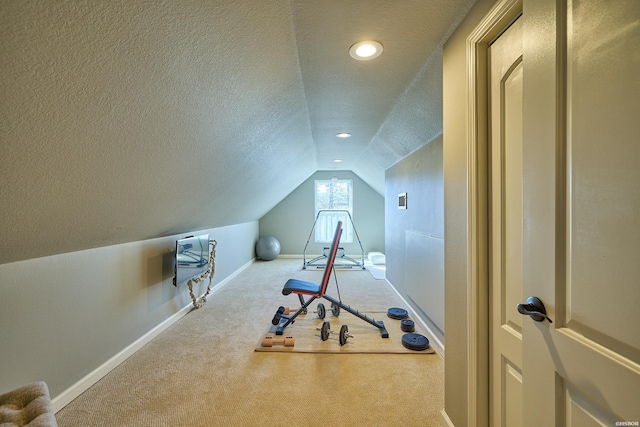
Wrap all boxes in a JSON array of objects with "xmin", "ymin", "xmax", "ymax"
[{"xmin": 314, "ymin": 179, "xmax": 354, "ymax": 243}]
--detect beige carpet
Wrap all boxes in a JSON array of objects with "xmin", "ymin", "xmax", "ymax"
[{"xmin": 55, "ymin": 259, "xmax": 444, "ymax": 427}]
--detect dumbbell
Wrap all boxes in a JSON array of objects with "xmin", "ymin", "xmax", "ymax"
[
  {"xmin": 316, "ymin": 321, "xmax": 353, "ymax": 345},
  {"xmin": 315, "ymin": 302, "xmax": 341, "ymax": 319},
  {"xmin": 261, "ymin": 336, "xmax": 295, "ymax": 347}
]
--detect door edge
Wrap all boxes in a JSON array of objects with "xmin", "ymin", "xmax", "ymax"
[{"xmin": 465, "ymin": 1, "xmax": 522, "ymax": 426}]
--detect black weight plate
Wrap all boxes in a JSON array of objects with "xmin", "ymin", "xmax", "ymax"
[
  {"xmin": 317, "ymin": 303, "xmax": 326, "ymax": 319},
  {"xmin": 339, "ymin": 324, "xmax": 349, "ymax": 346},
  {"xmin": 387, "ymin": 307, "xmax": 409, "ymax": 319},
  {"xmin": 320, "ymin": 321, "xmax": 330, "ymax": 341},
  {"xmin": 402, "ymin": 333, "xmax": 430, "ymax": 351},
  {"xmin": 400, "ymin": 319, "xmax": 415, "ymax": 332},
  {"xmin": 331, "ymin": 302, "xmax": 340, "ymax": 317}
]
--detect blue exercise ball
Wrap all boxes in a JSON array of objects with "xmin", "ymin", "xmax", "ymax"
[{"xmin": 256, "ymin": 236, "xmax": 281, "ymax": 261}]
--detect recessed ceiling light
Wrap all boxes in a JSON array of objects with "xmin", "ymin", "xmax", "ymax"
[
  {"xmin": 336, "ymin": 132, "xmax": 352, "ymax": 138},
  {"xmin": 333, "ymin": 159, "xmax": 343, "ymax": 163},
  {"xmin": 349, "ymin": 40, "xmax": 383, "ymax": 60}
]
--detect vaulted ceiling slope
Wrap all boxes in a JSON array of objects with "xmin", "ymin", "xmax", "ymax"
[{"xmin": 0, "ymin": 1, "xmax": 474, "ymax": 264}]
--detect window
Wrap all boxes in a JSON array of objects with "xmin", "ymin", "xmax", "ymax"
[{"xmin": 314, "ymin": 179, "xmax": 353, "ymax": 243}]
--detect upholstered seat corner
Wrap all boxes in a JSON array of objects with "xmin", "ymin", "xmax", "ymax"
[{"xmin": 0, "ymin": 381, "xmax": 57, "ymax": 427}]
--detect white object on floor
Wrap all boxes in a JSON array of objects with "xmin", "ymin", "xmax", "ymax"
[{"xmin": 367, "ymin": 252, "xmax": 386, "ymax": 265}]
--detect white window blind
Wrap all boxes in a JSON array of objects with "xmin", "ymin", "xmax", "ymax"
[{"xmin": 314, "ymin": 179, "xmax": 353, "ymax": 243}]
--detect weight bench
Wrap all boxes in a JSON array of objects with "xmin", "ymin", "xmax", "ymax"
[{"xmin": 271, "ymin": 221, "xmax": 388, "ymax": 338}]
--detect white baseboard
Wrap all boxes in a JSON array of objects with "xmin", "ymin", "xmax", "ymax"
[
  {"xmin": 52, "ymin": 304, "xmax": 191, "ymax": 412},
  {"xmin": 385, "ymin": 277, "xmax": 445, "ymax": 358},
  {"xmin": 440, "ymin": 409, "xmax": 455, "ymax": 427},
  {"xmin": 52, "ymin": 258, "xmax": 255, "ymax": 413}
]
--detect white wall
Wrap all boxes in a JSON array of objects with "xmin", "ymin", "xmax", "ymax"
[
  {"xmin": 0, "ymin": 221, "xmax": 258, "ymax": 403},
  {"xmin": 385, "ymin": 136, "xmax": 444, "ymax": 345}
]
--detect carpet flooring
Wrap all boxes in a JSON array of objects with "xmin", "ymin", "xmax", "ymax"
[{"xmin": 55, "ymin": 259, "xmax": 444, "ymax": 427}]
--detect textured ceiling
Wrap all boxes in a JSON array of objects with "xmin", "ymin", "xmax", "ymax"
[{"xmin": 0, "ymin": 0, "xmax": 474, "ymax": 264}]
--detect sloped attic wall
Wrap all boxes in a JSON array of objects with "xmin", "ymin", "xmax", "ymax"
[
  {"xmin": 0, "ymin": 1, "xmax": 315, "ymax": 264},
  {"xmin": 353, "ymin": 47, "xmax": 446, "ymax": 193}
]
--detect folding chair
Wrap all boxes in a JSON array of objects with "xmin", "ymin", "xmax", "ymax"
[{"xmin": 271, "ymin": 221, "xmax": 389, "ymax": 338}]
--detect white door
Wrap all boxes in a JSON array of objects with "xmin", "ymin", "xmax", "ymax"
[
  {"xmin": 489, "ymin": 16, "xmax": 524, "ymax": 427},
  {"xmin": 522, "ymin": 0, "xmax": 640, "ymax": 425}
]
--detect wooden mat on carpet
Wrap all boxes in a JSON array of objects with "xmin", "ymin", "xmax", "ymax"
[{"xmin": 255, "ymin": 309, "xmax": 435, "ymax": 354}]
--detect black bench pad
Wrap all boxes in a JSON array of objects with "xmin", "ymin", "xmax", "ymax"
[{"xmin": 282, "ymin": 278, "xmax": 322, "ymax": 296}]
